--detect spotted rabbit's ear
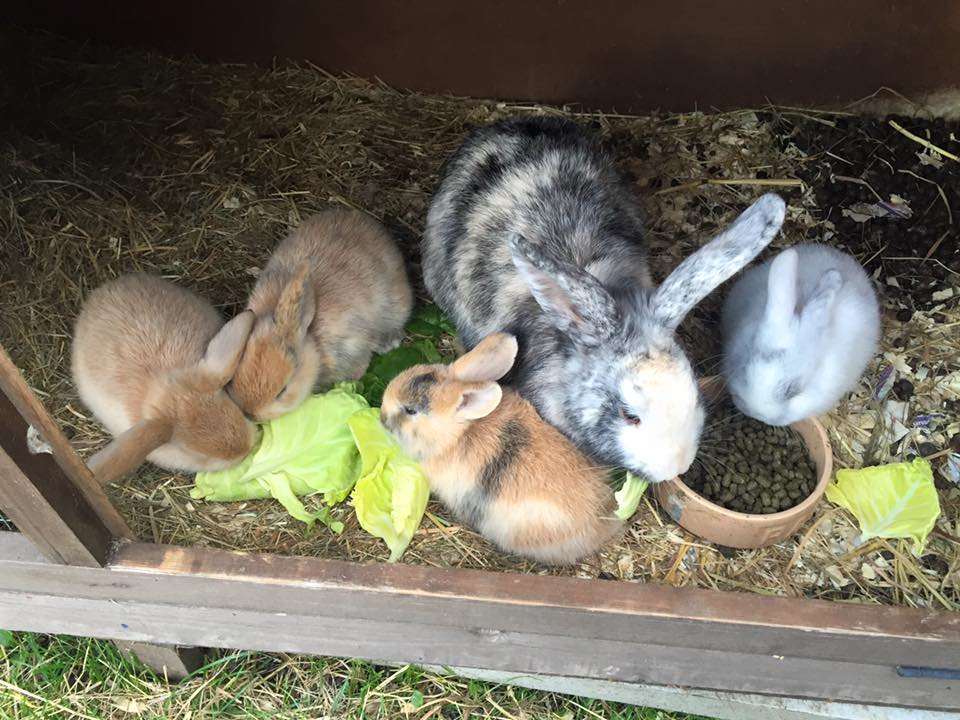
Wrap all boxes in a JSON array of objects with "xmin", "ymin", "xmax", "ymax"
[
  {"xmin": 454, "ymin": 381, "xmax": 503, "ymax": 420},
  {"xmin": 451, "ymin": 333, "xmax": 518, "ymax": 383},
  {"xmin": 509, "ymin": 233, "xmax": 620, "ymax": 347},
  {"xmin": 653, "ymin": 194, "xmax": 786, "ymax": 331}
]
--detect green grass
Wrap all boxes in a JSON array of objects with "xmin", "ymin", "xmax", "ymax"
[{"xmin": 0, "ymin": 632, "xmax": 711, "ymax": 719}]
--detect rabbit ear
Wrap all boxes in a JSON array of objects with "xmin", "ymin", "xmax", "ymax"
[
  {"xmin": 454, "ymin": 381, "xmax": 503, "ymax": 420},
  {"xmin": 653, "ymin": 194, "xmax": 786, "ymax": 331},
  {"xmin": 202, "ymin": 311, "xmax": 255, "ymax": 383},
  {"xmin": 275, "ymin": 263, "xmax": 315, "ymax": 342},
  {"xmin": 451, "ymin": 333, "xmax": 518, "ymax": 382},
  {"xmin": 763, "ymin": 247, "xmax": 799, "ymax": 331},
  {"xmin": 800, "ymin": 269, "xmax": 842, "ymax": 333},
  {"xmin": 509, "ymin": 234, "xmax": 619, "ymax": 346}
]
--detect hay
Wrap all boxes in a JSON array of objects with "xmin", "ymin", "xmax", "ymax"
[{"xmin": 1, "ymin": 28, "xmax": 956, "ymax": 610}]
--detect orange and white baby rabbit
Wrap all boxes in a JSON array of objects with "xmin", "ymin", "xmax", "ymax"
[
  {"xmin": 380, "ymin": 332, "xmax": 621, "ymax": 565},
  {"xmin": 230, "ymin": 209, "xmax": 413, "ymax": 421},
  {"xmin": 72, "ymin": 273, "xmax": 258, "ymax": 473}
]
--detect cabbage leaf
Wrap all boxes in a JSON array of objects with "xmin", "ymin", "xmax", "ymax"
[
  {"xmin": 192, "ymin": 385, "xmax": 369, "ymax": 531},
  {"xmin": 825, "ymin": 457, "xmax": 941, "ymax": 554},
  {"xmin": 349, "ymin": 408, "xmax": 430, "ymax": 561}
]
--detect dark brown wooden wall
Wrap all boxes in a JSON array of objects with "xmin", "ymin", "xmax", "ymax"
[{"xmin": 7, "ymin": 1, "xmax": 960, "ymax": 111}]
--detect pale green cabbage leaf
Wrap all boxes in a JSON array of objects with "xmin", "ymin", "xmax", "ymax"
[
  {"xmin": 825, "ymin": 457, "xmax": 941, "ymax": 554},
  {"xmin": 614, "ymin": 471, "xmax": 649, "ymax": 521},
  {"xmin": 192, "ymin": 385, "xmax": 369, "ymax": 531},
  {"xmin": 348, "ymin": 408, "xmax": 430, "ymax": 561}
]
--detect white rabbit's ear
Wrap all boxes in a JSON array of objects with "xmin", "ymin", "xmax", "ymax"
[
  {"xmin": 451, "ymin": 333, "xmax": 518, "ymax": 382},
  {"xmin": 509, "ymin": 233, "xmax": 619, "ymax": 347},
  {"xmin": 653, "ymin": 194, "xmax": 786, "ymax": 330},
  {"xmin": 454, "ymin": 381, "xmax": 503, "ymax": 420},
  {"xmin": 763, "ymin": 247, "xmax": 799, "ymax": 332},
  {"xmin": 800, "ymin": 269, "xmax": 842, "ymax": 334},
  {"xmin": 203, "ymin": 311, "xmax": 255, "ymax": 384}
]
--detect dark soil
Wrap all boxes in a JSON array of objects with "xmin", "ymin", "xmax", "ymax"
[{"xmin": 768, "ymin": 112, "xmax": 958, "ymax": 310}]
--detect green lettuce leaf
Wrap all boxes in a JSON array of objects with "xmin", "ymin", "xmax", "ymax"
[
  {"xmin": 348, "ymin": 408, "xmax": 430, "ymax": 561},
  {"xmin": 192, "ymin": 385, "xmax": 369, "ymax": 530},
  {"xmin": 825, "ymin": 457, "xmax": 941, "ymax": 554},
  {"xmin": 614, "ymin": 471, "xmax": 649, "ymax": 521}
]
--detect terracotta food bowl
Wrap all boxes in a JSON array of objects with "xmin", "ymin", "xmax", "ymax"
[{"xmin": 653, "ymin": 376, "xmax": 833, "ymax": 550}]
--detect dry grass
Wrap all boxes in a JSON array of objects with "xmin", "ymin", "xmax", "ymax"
[{"xmin": 0, "ymin": 29, "xmax": 957, "ymax": 611}]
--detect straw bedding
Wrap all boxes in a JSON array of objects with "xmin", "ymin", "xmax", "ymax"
[{"xmin": 1, "ymin": 29, "xmax": 957, "ymax": 609}]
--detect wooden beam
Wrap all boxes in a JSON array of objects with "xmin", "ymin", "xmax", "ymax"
[
  {"xmin": 111, "ymin": 542, "xmax": 960, "ymax": 671},
  {"xmin": 0, "ymin": 345, "xmax": 131, "ymax": 542},
  {"xmin": 113, "ymin": 641, "xmax": 207, "ymax": 681},
  {"xmin": 425, "ymin": 666, "xmax": 958, "ymax": 720},
  {"xmin": 7, "ymin": 0, "xmax": 960, "ymax": 112},
  {"xmin": 0, "ymin": 534, "xmax": 957, "ymax": 709},
  {"xmin": 0, "ymin": 345, "xmax": 199, "ymax": 677},
  {"xmin": 0, "ymin": 390, "xmax": 116, "ymax": 566}
]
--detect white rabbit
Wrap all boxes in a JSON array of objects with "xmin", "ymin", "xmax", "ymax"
[
  {"xmin": 422, "ymin": 116, "xmax": 786, "ymax": 482},
  {"xmin": 722, "ymin": 243, "xmax": 880, "ymax": 426}
]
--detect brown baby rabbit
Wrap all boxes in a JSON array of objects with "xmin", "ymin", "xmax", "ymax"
[
  {"xmin": 381, "ymin": 332, "xmax": 621, "ymax": 565},
  {"xmin": 230, "ymin": 208, "xmax": 414, "ymax": 421},
  {"xmin": 72, "ymin": 273, "xmax": 258, "ymax": 473}
]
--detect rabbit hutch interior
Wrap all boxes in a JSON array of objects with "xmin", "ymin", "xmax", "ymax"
[{"xmin": 1, "ymin": 1, "xmax": 959, "ymax": 717}]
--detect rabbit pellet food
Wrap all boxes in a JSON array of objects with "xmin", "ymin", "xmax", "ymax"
[{"xmin": 681, "ymin": 403, "xmax": 816, "ymax": 515}]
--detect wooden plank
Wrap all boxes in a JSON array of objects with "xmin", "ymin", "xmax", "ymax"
[
  {"xmin": 0, "ymin": 534, "xmax": 957, "ymax": 709},
  {"xmin": 111, "ymin": 542, "xmax": 960, "ymax": 671},
  {"xmin": 0, "ymin": 345, "xmax": 131, "ymax": 541},
  {"xmin": 113, "ymin": 641, "xmax": 206, "ymax": 681},
  {"xmin": 0, "ymin": 446, "xmax": 103, "ymax": 566},
  {"xmin": 426, "ymin": 666, "xmax": 956, "ymax": 720},
  {"xmin": 0, "ymin": 346, "xmax": 197, "ymax": 676},
  {"xmin": 7, "ymin": 0, "xmax": 960, "ymax": 113},
  {"xmin": 87, "ymin": 418, "xmax": 172, "ymax": 487},
  {"xmin": 0, "ymin": 384, "xmax": 121, "ymax": 565}
]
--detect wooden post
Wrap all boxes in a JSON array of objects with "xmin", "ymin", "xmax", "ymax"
[
  {"xmin": 0, "ymin": 343, "xmax": 203, "ymax": 679},
  {"xmin": 1, "ymin": 533, "xmax": 958, "ymax": 710}
]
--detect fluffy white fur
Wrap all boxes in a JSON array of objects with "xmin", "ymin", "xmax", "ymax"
[{"xmin": 722, "ymin": 244, "xmax": 880, "ymax": 426}]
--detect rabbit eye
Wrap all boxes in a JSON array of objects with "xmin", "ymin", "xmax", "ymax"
[
  {"xmin": 620, "ymin": 407, "xmax": 642, "ymax": 426},
  {"xmin": 403, "ymin": 405, "xmax": 418, "ymax": 416},
  {"xmin": 275, "ymin": 384, "xmax": 288, "ymax": 400}
]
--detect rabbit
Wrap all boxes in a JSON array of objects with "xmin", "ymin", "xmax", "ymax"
[
  {"xmin": 72, "ymin": 273, "xmax": 258, "ymax": 472},
  {"xmin": 421, "ymin": 116, "xmax": 786, "ymax": 482},
  {"xmin": 230, "ymin": 208, "xmax": 414, "ymax": 421},
  {"xmin": 380, "ymin": 332, "xmax": 622, "ymax": 565},
  {"xmin": 722, "ymin": 243, "xmax": 880, "ymax": 426}
]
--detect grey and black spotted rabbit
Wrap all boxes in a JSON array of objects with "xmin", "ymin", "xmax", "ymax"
[{"xmin": 422, "ymin": 116, "xmax": 786, "ymax": 482}]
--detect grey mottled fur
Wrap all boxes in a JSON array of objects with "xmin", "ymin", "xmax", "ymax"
[{"xmin": 422, "ymin": 116, "xmax": 785, "ymax": 478}]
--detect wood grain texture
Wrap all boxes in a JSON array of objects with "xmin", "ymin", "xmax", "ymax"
[
  {"xmin": 0, "ymin": 387, "xmax": 118, "ymax": 565},
  {"xmin": 0, "ymin": 344, "xmax": 132, "ymax": 540},
  {"xmin": 113, "ymin": 641, "xmax": 206, "ymax": 681},
  {"xmin": 112, "ymin": 542, "xmax": 960, "ymax": 669},
  {"xmin": 87, "ymin": 418, "xmax": 172, "ymax": 487},
  {"xmin": 0, "ymin": 534, "xmax": 956, "ymax": 709}
]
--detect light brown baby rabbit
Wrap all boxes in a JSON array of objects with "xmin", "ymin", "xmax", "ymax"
[
  {"xmin": 381, "ymin": 332, "xmax": 621, "ymax": 565},
  {"xmin": 72, "ymin": 273, "xmax": 258, "ymax": 473},
  {"xmin": 230, "ymin": 209, "xmax": 413, "ymax": 421}
]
